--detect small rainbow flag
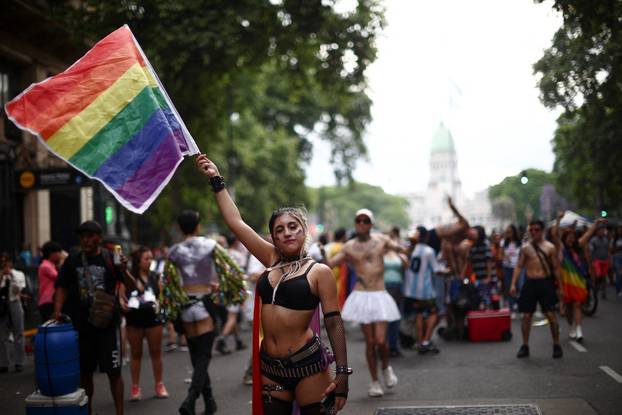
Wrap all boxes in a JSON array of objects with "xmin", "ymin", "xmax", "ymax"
[{"xmin": 4, "ymin": 25, "xmax": 198, "ymax": 214}]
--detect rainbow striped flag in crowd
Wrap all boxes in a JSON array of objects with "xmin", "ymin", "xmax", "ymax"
[{"xmin": 4, "ymin": 25, "xmax": 198, "ymax": 214}]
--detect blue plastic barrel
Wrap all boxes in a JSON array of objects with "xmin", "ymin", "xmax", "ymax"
[{"xmin": 34, "ymin": 321, "xmax": 79, "ymax": 397}]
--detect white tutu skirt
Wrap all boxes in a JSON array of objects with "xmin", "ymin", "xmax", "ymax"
[{"xmin": 342, "ymin": 290, "xmax": 401, "ymax": 324}]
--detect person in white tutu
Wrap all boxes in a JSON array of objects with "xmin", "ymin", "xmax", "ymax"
[{"xmin": 324, "ymin": 209, "xmax": 405, "ymax": 398}]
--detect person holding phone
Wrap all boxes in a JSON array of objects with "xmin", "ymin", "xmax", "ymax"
[
  {"xmin": 196, "ymin": 154, "xmax": 350, "ymax": 415},
  {"xmin": 120, "ymin": 246, "xmax": 168, "ymax": 401}
]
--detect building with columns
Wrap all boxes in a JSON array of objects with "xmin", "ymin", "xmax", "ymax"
[{"xmin": 405, "ymin": 123, "xmax": 496, "ymax": 232}]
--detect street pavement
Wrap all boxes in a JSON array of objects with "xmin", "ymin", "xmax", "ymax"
[{"xmin": 2, "ymin": 285, "xmax": 621, "ymax": 414}]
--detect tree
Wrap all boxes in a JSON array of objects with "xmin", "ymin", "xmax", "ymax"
[
  {"xmin": 534, "ymin": 0, "xmax": 622, "ymax": 217},
  {"xmin": 52, "ymin": 1, "xmax": 385, "ymax": 243},
  {"xmin": 310, "ymin": 182, "xmax": 410, "ymax": 232},
  {"xmin": 488, "ymin": 169, "xmax": 557, "ymax": 225},
  {"xmin": 491, "ymin": 195, "xmax": 516, "ymax": 229}
]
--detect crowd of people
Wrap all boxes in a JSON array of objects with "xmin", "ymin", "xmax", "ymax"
[{"xmin": 0, "ymin": 156, "xmax": 620, "ymax": 414}]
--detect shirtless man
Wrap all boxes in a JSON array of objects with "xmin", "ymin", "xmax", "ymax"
[
  {"xmin": 325, "ymin": 209, "xmax": 403, "ymax": 397},
  {"xmin": 436, "ymin": 197, "xmax": 471, "ymax": 279},
  {"xmin": 510, "ymin": 219, "xmax": 563, "ymax": 359}
]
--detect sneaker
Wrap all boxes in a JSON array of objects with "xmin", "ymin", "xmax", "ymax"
[
  {"xmin": 242, "ymin": 368, "xmax": 253, "ymax": 385},
  {"xmin": 368, "ymin": 381, "xmax": 384, "ymax": 397},
  {"xmin": 165, "ymin": 342, "xmax": 178, "ymax": 352},
  {"xmin": 130, "ymin": 384, "xmax": 142, "ymax": 401},
  {"xmin": 575, "ymin": 325, "xmax": 584, "ymax": 343},
  {"xmin": 389, "ymin": 349, "xmax": 403, "ymax": 358},
  {"xmin": 516, "ymin": 345, "xmax": 530, "ymax": 358},
  {"xmin": 425, "ymin": 341, "xmax": 440, "ymax": 354},
  {"xmin": 178, "ymin": 345, "xmax": 189, "ymax": 352},
  {"xmin": 215, "ymin": 338, "xmax": 231, "ymax": 355},
  {"xmin": 235, "ymin": 339, "xmax": 247, "ymax": 351},
  {"xmin": 553, "ymin": 344, "xmax": 563, "ymax": 358},
  {"xmin": 155, "ymin": 382, "xmax": 169, "ymax": 399},
  {"xmin": 568, "ymin": 325, "xmax": 577, "ymax": 340},
  {"xmin": 382, "ymin": 366, "xmax": 398, "ymax": 389},
  {"xmin": 416, "ymin": 343, "xmax": 428, "ymax": 355}
]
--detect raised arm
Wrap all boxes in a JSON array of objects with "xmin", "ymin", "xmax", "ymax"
[
  {"xmin": 550, "ymin": 211, "xmax": 564, "ymax": 251},
  {"xmin": 578, "ymin": 217, "xmax": 606, "ymax": 248},
  {"xmin": 436, "ymin": 197, "xmax": 470, "ymax": 241},
  {"xmin": 196, "ymin": 155, "xmax": 276, "ymax": 266}
]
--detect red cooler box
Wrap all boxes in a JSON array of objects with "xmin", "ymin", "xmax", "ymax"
[{"xmin": 466, "ymin": 308, "xmax": 512, "ymax": 342}]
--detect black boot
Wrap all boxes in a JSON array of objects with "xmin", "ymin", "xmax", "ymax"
[
  {"xmin": 203, "ymin": 385, "xmax": 217, "ymax": 414},
  {"xmin": 179, "ymin": 388, "xmax": 200, "ymax": 415},
  {"xmin": 182, "ymin": 332, "xmax": 216, "ymax": 415}
]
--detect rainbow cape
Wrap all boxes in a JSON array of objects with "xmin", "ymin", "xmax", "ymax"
[
  {"xmin": 560, "ymin": 248, "xmax": 588, "ymax": 303},
  {"xmin": 4, "ymin": 25, "xmax": 198, "ymax": 214}
]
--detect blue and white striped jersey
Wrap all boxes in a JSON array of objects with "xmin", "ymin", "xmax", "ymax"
[{"xmin": 403, "ymin": 243, "xmax": 438, "ymax": 300}]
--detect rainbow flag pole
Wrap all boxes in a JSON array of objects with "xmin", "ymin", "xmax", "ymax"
[{"xmin": 4, "ymin": 25, "xmax": 198, "ymax": 214}]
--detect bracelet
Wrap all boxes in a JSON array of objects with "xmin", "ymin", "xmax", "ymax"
[
  {"xmin": 335, "ymin": 365, "xmax": 353, "ymax": 375},
  {"xmin": 209, "ymin": 175, "xmax": 226, "ymax": 193}
]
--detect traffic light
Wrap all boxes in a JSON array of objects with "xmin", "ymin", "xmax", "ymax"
[
  {"xmin": 520, "ymin": 170, "xmax": 528, "ymax": 185},
  {"xmin": 601, "ymin": 210, "xmax": 608, "ymax": 218}
]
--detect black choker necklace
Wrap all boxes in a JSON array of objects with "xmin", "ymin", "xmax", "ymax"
[{"xmin": 281, "ymin": 253, "xmax": 305, "ymax": 263}]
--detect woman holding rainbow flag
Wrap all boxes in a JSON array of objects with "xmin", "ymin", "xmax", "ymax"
[
  {"xmin": 552, "ymin": 213, "xmax": 607, "ymax": 343},
  {"xmin": 196, "ymin": 154, "xmax": 350, "ymax": 415}
]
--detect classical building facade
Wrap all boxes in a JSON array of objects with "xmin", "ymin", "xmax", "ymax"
[{"xmin": 405, "ymin": 123, "xmax": 496, "ymax": 232}]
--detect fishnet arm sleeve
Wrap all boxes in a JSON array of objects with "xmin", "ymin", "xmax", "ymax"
[{"xmin": 324, "ymin": 311, "xmax": 349, "ymax": 397}]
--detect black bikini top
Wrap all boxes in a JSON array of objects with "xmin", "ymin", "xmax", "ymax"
[{"xmin": 257, "ymin": 261, "xmax": 320, "ymax": 311}]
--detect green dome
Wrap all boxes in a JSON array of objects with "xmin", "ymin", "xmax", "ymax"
[{"xmin": 431, "ymin": 123, "xmax": 455, "ymax": 154}]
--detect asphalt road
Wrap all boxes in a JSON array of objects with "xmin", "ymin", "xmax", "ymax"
[{"xmin": 2, "ymin": 285, "xmax": 621, "ymax": 414}]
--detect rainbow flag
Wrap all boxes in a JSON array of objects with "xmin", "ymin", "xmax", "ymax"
[
  {"xmin": 4, "ymin": 25, "xmax": 198, "ymax": 214},
  {"xmin": 560, "ymin": 248, "xmax": 588, "ymax": 304}
]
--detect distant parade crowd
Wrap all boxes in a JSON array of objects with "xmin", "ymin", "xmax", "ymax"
[{"xmin": 2, "ymin": 180, "xmax": 621, "ymax": 414}]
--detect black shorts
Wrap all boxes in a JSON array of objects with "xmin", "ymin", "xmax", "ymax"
[
  {"xmin": 260, "ymin": 336, "xmax": 325, "ymax": 391},
  {"xmin": 78, "ymin": 324, "xmax": 122, "ymax": 375},
  {"xmin": 403, "ymin": 297, "xmax": 438, "ymax": 316},
  {"xmin": 518, "ymin": 278, "xmax": 557, "ymax": 314}
]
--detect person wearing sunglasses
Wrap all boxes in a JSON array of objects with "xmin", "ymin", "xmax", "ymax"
[
  {"xmin": 510, "ymin": 219, "xmax": 563, "ymax": 359},
  {"xmin": 325, "ymin": 209, "xmax": 405, "ymax": 398}
]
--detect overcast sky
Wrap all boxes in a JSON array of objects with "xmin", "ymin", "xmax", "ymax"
[{"xmin": 305, "ymin": 0, "xmax": 563, "ymax": 196}]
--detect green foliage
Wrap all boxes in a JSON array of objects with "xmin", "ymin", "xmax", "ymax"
[
  {"xmin": 52, "ymin": 1, "xmax": 385, "ymax": 244},
  {"xmin": 309, "ymin": 182, "xmax": 410, "ymax": 232},
  {"xmin": 534, "ymin": 0, "xmax": 622, "ymax": 216},
  {"xmin": 489, "ymin": 169, "xmax": 556, "ymax": 225}
]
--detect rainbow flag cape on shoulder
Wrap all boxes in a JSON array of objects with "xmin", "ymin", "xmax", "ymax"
[{"xmin": 4, "ymin": 25, "xmax": 198, "ymax": 214}]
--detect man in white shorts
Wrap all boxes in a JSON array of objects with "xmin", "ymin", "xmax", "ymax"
[{"xmin": 325, "ymin": 209, "xmax": 404, "ymax": 397}]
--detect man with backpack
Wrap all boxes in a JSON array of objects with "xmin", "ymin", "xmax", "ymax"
[
  {"xmin": 53, "ymin": 220, "xmax": 136, "ymax": 415},
  {"xmin": 510, "ymin": 219, "xmax": 563, "ymax": 359}
]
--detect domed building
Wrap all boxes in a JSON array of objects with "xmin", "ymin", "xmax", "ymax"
[{"xmin": 406, "ymin": 123, "xmax": 495, "ymax": 231}]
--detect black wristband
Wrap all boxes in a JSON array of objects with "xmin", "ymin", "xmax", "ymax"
[
  {"xmin": 209, "ymin": 175, "xmax": 226, "ymax": 193},
  {"xmin": 324, "ymin": 311, "xmax": 341, "ymax": 319},
  {"xmin": 335, "ymin": 365, "xmax": 352, "ymax": 375}
]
